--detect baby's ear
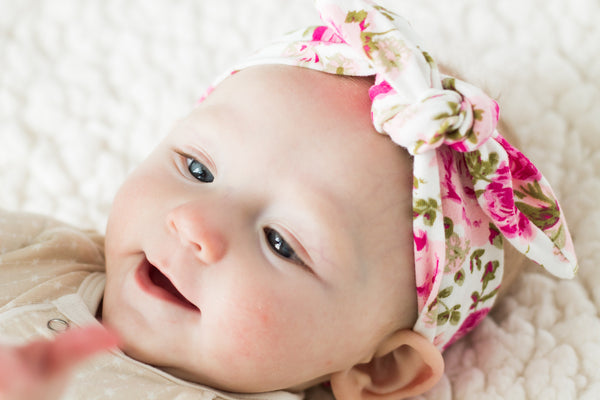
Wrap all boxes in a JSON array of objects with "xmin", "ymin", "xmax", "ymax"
[{"xmin": 330, "ymin": 329, "xmax": 444, "ymax": 400}]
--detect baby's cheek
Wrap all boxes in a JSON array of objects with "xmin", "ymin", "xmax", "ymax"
[
  {"xmin": 206, "ymin": 272, "xmax": 324, "ymax": 384},
  {"xmin": 222, "ymin": 297, "xmax": 281, "ymax": 360}
]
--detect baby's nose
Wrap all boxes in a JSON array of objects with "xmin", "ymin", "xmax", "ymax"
[{"xmin": 166, "ymin": 203, "xmax": 227, "ymax": 264}]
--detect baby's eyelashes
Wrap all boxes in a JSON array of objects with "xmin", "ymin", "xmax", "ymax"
[{"xmin": 173, "ymin": 148, "xmax": 216, "ymax": 183}]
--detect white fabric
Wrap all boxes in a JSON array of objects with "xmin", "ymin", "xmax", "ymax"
[{"xmin": 1, "ymin": 1, "xmax": 599, "ymax": 398}]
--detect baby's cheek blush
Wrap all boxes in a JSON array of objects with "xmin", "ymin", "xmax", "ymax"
[{"xmin": 217, "ymin": 297, "xmax": 283, "ymax": 363}]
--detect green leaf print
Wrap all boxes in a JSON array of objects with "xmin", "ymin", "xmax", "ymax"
[
  {"xmin": 422, "ymin": 51, "xmax": 435, "ymax": 67},
  {"xmin": 473, "ymin": 108, "xmax": 484, "ymax": 121},
  {"xmin": 449, "ymin": 308, "xmax": 462, "ymax": 325},
  {"xmin": 489, "ymin": 223, "xmax": 503, "ymax": 249},
  {"xmin": 435, "ymin": 296, "xmax": 462, "ymax": 327},
  {"xmin": 469, "ymin": 248, "xmax": 485, "ymax": 273},
  {"xmin": 438, "ymin": 286, "xmax": 453, "ymax": 299},
  {"xmin": 552, "ymin": 223, "xmax": 567, "ymax": 249},
  {"xmin": 437, "ymin": 311, "xmax": 450, "ymax": 324},
  {"xmin": 413, "ymin": 198, "xmax": 439, "ymax": 226},
  {"xmin": 373, "ymin": 5, "xmax": 396, "ymax": 21},
  {"xmin": 454, "ymin": 268, "xmax": 466, "ymax": 286},
  {"xmin": 444, "ymin": 217, "xmax": 454, "ymax": 238},
  {"xmin": 433, "ymin": 101, "xmax": 460, "ymax": 120},
  {"xmin": 514, "ymin": 180, "xmax": 561, "ymax": 231},
  {"xmin": 345, "ymin": 10, "xmax": 368, "ymax": 24},
  {"xmin": 345, "ymin": 9, "xmax": 397, "ymax": 65},
  {"xmin": 446, "ymin": 231, "xmax": 471, "ymax": 273},
  {"xmin": 481, "ymin": 260, "xmax": 499, "ymax": 292},
  {"xmin": 469, "ymin": 258, "xmax": 501, "ymax": 310},
  {"xmin": 442, "ymin": 77, "xmax": 457, "ymax": 91},
  {"xmin": 437, "ymin": 308, "xmax": 462, "ymax": 326},
  {"xmin": 413, "ymin": 139, "xmax": 426, "ymax": 154},
  {"xmin": 470, "ymin": 287, "xmax": 499, "ymax": 310},
  {"xmin": 464, "ymin": 150, "xmax": 500, "ymax": 186},
  {"xmin": 359, "ymin": 29, "xmax": 401, "ymax": 67}
]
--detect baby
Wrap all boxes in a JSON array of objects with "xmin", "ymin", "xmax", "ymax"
[{"xmin": 0, "ymin": 1, "xmax": 578, "ymax": 399}]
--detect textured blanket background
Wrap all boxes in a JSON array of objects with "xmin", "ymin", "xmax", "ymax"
[{"xmin": 1, "ymin": 1, "xmax": 599, "ymax": 399}]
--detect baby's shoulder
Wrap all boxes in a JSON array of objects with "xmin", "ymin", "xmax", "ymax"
[
  {"xmin": 0, "ymin": 209, "xmax": 61, "ymax": 254},
  {"xmin": 0, "ymin": 209, "xmax": 105, "ymax": 309},
  {"xmin": 0, "ymin": 209, "xmax": 103, "ymax": 256}
]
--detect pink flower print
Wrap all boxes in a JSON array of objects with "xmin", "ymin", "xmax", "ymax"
[
  {"xmin": 416, "ymin": 271, "xmax": 435, "ymax": 301},
  {"xmin": 483, "ymin": 178, "xmax": 535, "ymax": 240},
  {"xmin": 511, "ymin": 151, "xmax": 542, "ymax": 182},
  {"xmin": 322, "ymin": 54, "xmax": 363, "ymax": 75},
  {"xmin": 481, "ymin": 163, "xmax": 524, "ymax": 237},
  {"xmin": 284, "ymin": 42, "xmax": 320, "ymax": 64},
  {"xmin": 517, "ymin": 211, "xmax": 534, "ymax": 239},
  {"xmin": 463, "ymin": 185, "xmax": 477, "ymax": 200},
  {"xmin": 197, "ymin": 85, "xmax": 215, "ymax": 103},
  {"xmin": 493, "ymin": 101, "xmax": 500, "ymax": 122},
  {"xmin": 481, "ymin": 260, "xmax": 497, "ymax": 284},
  {"xmin": 449, "ymin": 140, "xmax": 469, "ymax": 153},
  {"xmin": 445, "ymin": 233, "xmax": 469, "ymax": 274},
  {"xmin": 467, "ymin": 97, "xmax": 499, "ymax": 147},
  {"xmin": 440, "ymin": 149, "xmax": 461, "ymax": 203},
  {"xmin": 368, "ymin": 79, "xmax": 394, "ymax": 101},
  {"xmin": 461, "ymin": 206, "xmax": 483, "ymax": 230},
  {"xmin": 488, "ymin": 223, "xmax": 501, "ymax": 246},
  {"xmin": 416, "ymin": 259, "xmax": 440, "ymax": 310},
  {"xmin": 371, "ymin": 35, "xmax": 411, "ymax": 73},
  {"xmin": 311, "ymin": 25, "xmax": 345, "ymax": 44},
  {"xmin": 497, "ymin": 134, "xmax": 542, "ymax": 181},
  {"xmin": 414, "ymin": 229, "xmax": 428, "ymax": 252},
  {"xmin": 483, "ymin": 180, "xmax": 515, "ymax": 225},
  {"xmin": 444, "ymin": 307, "xmax": 491, "ymax": 350}
]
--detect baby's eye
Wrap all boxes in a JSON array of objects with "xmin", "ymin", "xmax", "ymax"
[
  {"xmin": 187, "ymin": 157, "xmax": 214, "ymax": 183},
  {"xmin": 264, "ymin": 227, "xmax": 306, "ymax": 267}
]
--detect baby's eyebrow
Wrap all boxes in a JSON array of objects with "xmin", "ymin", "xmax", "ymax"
[
  {"xmin": 285, "ymin": 178, "xmax": 361, "ymax": 276},
  {"xmin": 176, "ymin": 110, "xmax": 235, "ymax": 152},
  {"xmin": 187, "ymin": 111, "xmax": 225, "ymax": 135}
]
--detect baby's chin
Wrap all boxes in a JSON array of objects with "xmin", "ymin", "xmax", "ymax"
[
  {"xmin": 123, "ymin": 347, "xmax": 329, "ymax": 393},
  {"xmin": 150, "ymin": 358, "xmax": 330, "ymax": 394}
]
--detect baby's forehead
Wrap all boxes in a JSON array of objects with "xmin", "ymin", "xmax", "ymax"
[
  {"xmin": 195, "ymin": 66, "xmax": 411, "ymax": 184},
  {"xmin": 196, "ymin": 67, "xmax": 402, "ymax": 166},
  {"xmin": 203, "ymin": 65, "xmax": 372, "ymax": 122}
]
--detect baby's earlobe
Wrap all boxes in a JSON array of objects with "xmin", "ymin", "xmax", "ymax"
[{"xmin": 329, "ymin": 329, "xmax": 444, "ymax": 400}]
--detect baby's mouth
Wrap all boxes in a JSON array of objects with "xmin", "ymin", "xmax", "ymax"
[{"xmin": 144, "ymin": 259, "xmax": 200, "ymax": 312}]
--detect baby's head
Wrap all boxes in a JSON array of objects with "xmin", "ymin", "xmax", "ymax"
[
  {"xmin": 102, "ymin": 1, "xmax": 577, "ymax": 398},
  {"xmin": 103, "ymin": 64, "xmax": 439, "ymax": 397}
]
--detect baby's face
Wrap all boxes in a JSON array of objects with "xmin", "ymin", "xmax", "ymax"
[{"xmin": 103, "ymin": 66, "xmax": 417, "ymax": 392}]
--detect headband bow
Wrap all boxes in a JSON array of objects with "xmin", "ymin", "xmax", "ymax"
[{"xmin": 205, "ymin": 0, "xmax": 578, "ymax": 350}]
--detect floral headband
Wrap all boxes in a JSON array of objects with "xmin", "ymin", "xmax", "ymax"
[{"xmin": 203, "ymin": 0, "xmax": 578, "ymax": 350}]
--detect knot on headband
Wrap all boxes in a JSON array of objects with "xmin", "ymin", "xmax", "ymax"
[
  {"xmin": 205, "ymin": 0, "xmax": 578, "ymax": 351},
  {"xmin": 370, "ymin": 77, "xmax": 500, "ymax": 155},
  {"xmin": 310, "ymin": 2, "xmax": 500, "ymax": 156}
]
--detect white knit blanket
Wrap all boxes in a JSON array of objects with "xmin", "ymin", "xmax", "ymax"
[{"xmin": 1, "ymin": 1, "xmax": 599, "ymax": 399}]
